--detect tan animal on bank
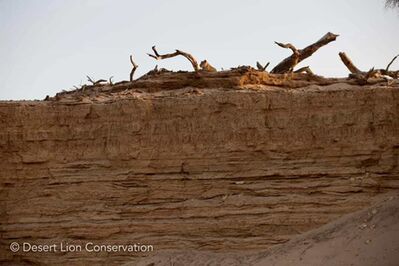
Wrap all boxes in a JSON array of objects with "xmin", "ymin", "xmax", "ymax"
[{"xmin": 200, "ymin": 60, "xmax": 217, "ymax": 72}]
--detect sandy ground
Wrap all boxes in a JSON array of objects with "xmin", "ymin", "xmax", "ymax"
[{"xmin": 131, "ymin": 192, "xmax": 399, "ymax": 266}]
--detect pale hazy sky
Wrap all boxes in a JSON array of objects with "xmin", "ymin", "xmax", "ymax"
[{"xmin": 0, "ymin": 0, "xmax": 398, "ymax": 100}]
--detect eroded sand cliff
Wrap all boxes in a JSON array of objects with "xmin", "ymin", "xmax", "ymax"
[{"xmin": 1, "ymin": 70, "xmax": 398, "ymax": 265}]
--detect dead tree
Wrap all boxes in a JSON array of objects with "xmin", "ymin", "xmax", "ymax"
[
  {"xmin": 147, "ymin": 46, "xmax": 199, "ymax": 71},
  {"xmin": 339, "ymin": 52, "xmax": 399, "ymax": 80},
  {"xmin": 271, "ymin": 32, "xmax": 339, "ymax": 74},
  {"xmin": 130, "ymin": 55, "xmax": 138, "ymax": 81}
]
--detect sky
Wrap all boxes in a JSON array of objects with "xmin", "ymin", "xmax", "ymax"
[{"xmin": 0, "ymin": 0, "xmax": 398, "ymax": 100}]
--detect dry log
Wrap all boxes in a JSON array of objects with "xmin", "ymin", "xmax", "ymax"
[
  {"xmin": 130, "ymin": 55, "xmax": 138, "ymax": 82},
  {"xmin": 147, "ymin": 46, "xmax": 199, "ymax": 71},
  {"xmin": 271, "ymin": 32, "xmax": 339, "ymax": 74}
]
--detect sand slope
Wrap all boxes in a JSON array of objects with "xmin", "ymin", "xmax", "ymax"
[{"xmin": 134, "ymin": 193, "xmax": 399, "ymax": 266}]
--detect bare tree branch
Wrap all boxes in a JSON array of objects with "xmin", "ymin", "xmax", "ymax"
[
  {"xmin": 147, "ymin": 46, "xmax": 199, "ymax": 71},
  {"xmin": 339, "ymin": 51, "xmax": 398, "ymax": 81},
  {"xmin": 272, "ymin": 42, "xmax": 300, "ymax": 73},
  {"xmin": 275, "ymin": 42, "xmax": 299, "ymax": 55},
  {"xmin": 338, "ymin": 52, "xmax": 361, "ymax": 74},
  {"xmin": 256, "ymin": 61, "xmax": 270, "ymax": 71},
  {"xmin": 87, "ymin": 76, "xmax": 95, "ymax": 84},
  {"xmin": 87, "ymin": 76, "xmax": 107, "ymax": 85},
  {"xmin": 271, "ymin": 32, "xmax": 338, "ymax": 74},
  {"xmin": 130, "ymin": 55, "xmax": 138, "ymax": 82},
  {"xmin": 386, "ymin": 54, "xmax": 399, "ymax": 72}
]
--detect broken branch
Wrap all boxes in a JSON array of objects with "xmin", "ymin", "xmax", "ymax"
[
  {"xmin": 271, "ymin": 32, "xmax": 338, "ymax": 74},
  {"xmin": 256, "ymin": 61, "xmax": 270, "ymax": 71},
  {"xmin": 87, "ymin": 76, "xmax": 107, "ymax": 85},
  {"xmin": 338, "ymin": 52, "xmax": 361, "ymax": 74},
  {"xmin": 386, "ymin": 54, "xmax": 398, "ymax": 72},
  {"xmin": 339, "ymin": 51, "xmax": 398, "ymax": 80},
  {"xmin": 130, "ymin": 55, "xmax": 138, "ymax": 82},
  {"xmin": 339, "ymin": 52, "xmax": 398, "ymax": 83},
  {"xmin": 147, "ymin": 46, "xmax": 199, "ymax": 71},
  {"xmin": 275, "ymin": 42, "xmax": 299, "ymax": 55},
  {"xmin": 273, "ymin": 42, "xmax": 299, "ymax": 73}
]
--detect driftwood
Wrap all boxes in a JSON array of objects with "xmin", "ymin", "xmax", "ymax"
[
  {"xmin": 130, "ymin": 55, "xmax": 138, "ymax": 82},
  {"xmin": 271, "ymin": 32, "xmax": 339, "ymax": 74},
  {"xmin": 339, "ymin": 52, "xmax": 399, "ymax": 80},
  {"xmin": 148, "ymin": 46, "xmax": 199, "ymax": 71}
]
